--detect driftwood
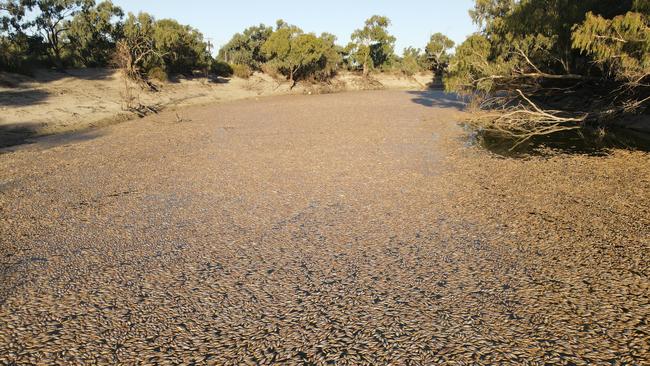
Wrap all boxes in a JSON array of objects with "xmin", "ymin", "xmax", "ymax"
[
  {"xmin": 469, "ymin": 89, "xmax": 649, "ymax": 149},
  {"xmin": 127, "ymin": 103, "xmax": 161, "ymax": 118},
  {"xmin": 468, "ymin": 89, "xmax": 587, "ymax": 148},
  {"xmin": 467, "ymin": 57, "xmax": 649, "ymax": 148}
]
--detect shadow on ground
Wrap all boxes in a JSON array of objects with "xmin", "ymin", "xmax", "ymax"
[
  {"xmin": 0, "ymin": 89, "xmax": 50, "ymax": 107},
  {"xmin": 408, "ymin": 90, "xmax": 466, "ymax": 110},
  {"xmin": 163, "ymin": 73, "xmax": 231, "ymax": 85},
  {"xmin": 468, "ymin": 125, "xmax": 650, "ymax": 158},
  {"xmin": 0, "ymin": 68, "xmax": 116, "ymax": 88},
  {"xmin": 0, "ymin": 123, "xmax": 103, "ymax": 150},
  {"xmin": 209, "ymin": 76, "xmax": 231, "ymax": 84}
]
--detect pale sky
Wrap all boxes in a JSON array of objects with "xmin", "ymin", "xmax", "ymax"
[{"xmin": 110, "ymin": 0, "xmax": 478, "ymax": 55}]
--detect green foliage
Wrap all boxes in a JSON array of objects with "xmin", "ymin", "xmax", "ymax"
[
  {"xmin": 231, "ymin": 63, "xmax": 252, "ymax": 79},
  {"xmin": 468, "ymin": 0, "xmax": 635, "ymax": 74},
  {"xmin": 261, "ymin": 22, "xmax": 300, "ymax": 64},
  {"xmin": 118, "ymin": 11, "xmax": 162, "ymax": 77},
  {"xmin": 349, "ymin": 15, "xmax": 396, "ymax": 75},
  {"xmin": 445, "ymin": 34, "xmax": 493, "ymax": 94},
  {"xmin": 218, "ymin": 24, "xmax": 272, "ymax": 70},
  {"xmin": 146, "ymin": 65, "xmax": 167, "ymax": 82},
  {"xmin": 424, "ymin": 33, "xmax": 454, "ymax": 75},
  {"xmin": 65, "ymin": 0, "xmax": 124, "ymax": 67},
  {"xmin": 398, "ymin": 47, "xmax": 424, "ymax": 76},
  {"xmin": 0, "ymin": 34, "xmax": 44, "ymax": 74},
  {"xmin": 469, "ymin": 0, "xmax": 514, "ymax": 32},
  {"xmin": 117, "ymin": 12, "xmax": 210, "ymax": 79},
  {"xmin": 260, "ymin": 20, "xmax": 340, "ymax": 84},
  {"xmin": 31, "ymin": 0, "xmax": 96, "ymax": 68},
  {"xmin": 153, "ymin": 18, "xmax": 210, "ymax": 74},
  {"xmin": 313, "ymin": 32, "xmax": 342, "ymax": 80},
  {"xmin": 0, "ymin": 0, "xmax": 46, "ymax": 73},
  {"xmin": 634, "ymin": 0, "xmax": 650, "ymax": 15},
  {"xmin": 1, "ymin": 0, "xmax": 28, "ymax": 35},
  {"xmin": 210, "ymin": 59, "xmax": 233, "ymax": 77},
  {"xmin": 572, "ymin": 11, "xmax": 649, "ymax": 82},
  {"xmin": 448, "ymin": 0, "xmax": 649, "ymax": 140},
  {"xmin": 286, "ymin": 33, "xmax": 327, "ymax": 80},
  {"xmin": 1, "ymin": 0, "xmax": 123, "ymax": 71},
  {"xmin": 445, "ymin": 0, "xmax": 642, "ymax": 94},
  {"xmin": 1, "ymin": 2, "xmax": 210, "ymax": 77}
]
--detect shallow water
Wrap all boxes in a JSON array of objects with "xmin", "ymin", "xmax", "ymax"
[{"xmin": 466, "ymin": 125, "xmax": 650, "ymax": 157}]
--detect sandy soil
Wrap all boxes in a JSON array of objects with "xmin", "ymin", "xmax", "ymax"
[
  {"xmin": 0, "ymin": 68, "xmax": 432, "ymax": 146},
  {"xmin": 0, "ymin": 90, "xmax": 648, "ymax": 364}
]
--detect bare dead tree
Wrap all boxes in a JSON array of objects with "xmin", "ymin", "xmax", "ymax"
[
  {"xmin": 113, "ymin": 39, "xmax": 166, "ymax": 90},
  {"xmin": 113, "ymin": 40, "xmax": 165, "ymax": 117}
]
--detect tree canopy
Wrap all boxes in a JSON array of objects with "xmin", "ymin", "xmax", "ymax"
[
  {"xmin": 260, "ymin": 20, "xmax": 341, "ymax": 86},
  {"xmin": 349, "ymin": 15, "xmax": 396, "ymax": 75},
  {"xmin": 1, "ymin": 5, "xmax": 455, "ymax": 87},
  {"xmin": 1, "ymin": 1, "xmax": 211, "ymax": 76},
  {"xmin": 572, "ymin": 9, "xmax": 649, "ymax": 83},
  {"xmin": 65, "ymin": 0, "xmax": 123, "ymax": 67},
  {"xmin": 424, "ymin": 33, "xmax": 454, "ymax": 76},
  {"xmin": 32, "ymin": 0, "xmax": 95, "ymax": 68},
  {"xmin": 152, "ymin": 18, "xmax": 210, "ymax": 74},
  {"xmin": 446, "ymin": 0, "xmax": 649, "ymax": 142},
  {"xmin": 217, "ymin": 24, "xmax": 273, "ymax": 70}
]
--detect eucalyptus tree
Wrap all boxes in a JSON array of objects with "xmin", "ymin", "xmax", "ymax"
[
  {"xmin": 0, "ymin": 0, "xmax": 37, "ymax": 72},
  {"xmin": 445, "ymin": 0, "xmax": 648, "ymax": 141},
  {"xmin": 31, "ymin": 0, "xmax": 95, "ymax": 68},
  {"xmin": 65, "ymin": 0, "xmax": 123, "ymax": 67},
  {"xmin": 153, "ymin": 18, "xmax": 210, "ymax": 74},
  {"xmin": 349, "ymin": 15, "xmax": 395, "ymax": 75},
  {"xmin": 400, "ymin": 47, "xmax": 423, "ymax": 76},
  {"xmin": 218, "ymin": 24, "xmax": 273, "ymax": 69},
  {"xmin": 425, "ymin": 33, "xmax": 454, "ymax": 76},
  {"xmin": 572, "ymin": 5, "xmax": 649, "ymax": 85}
]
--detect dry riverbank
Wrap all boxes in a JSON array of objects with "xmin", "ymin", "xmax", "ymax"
[{"xmin": 0, "ymin": 69, "xmax": 432, "ymax": 148}]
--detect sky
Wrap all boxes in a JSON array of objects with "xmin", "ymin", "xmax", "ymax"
[{"xmin": 110, "ymin": 1, "xmax": 478, "ymax": 56}]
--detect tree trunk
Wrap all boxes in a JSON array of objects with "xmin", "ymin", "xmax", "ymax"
[
  {"xmin": 52, "ymin": 45, "xmax": 63, "ymax": 70},
  {"xmin": 289, "ymin": 68, "xmax": 296, "ymax": 89},
  {"xmin": 47, "ymin": 27, "xmax": 64, "ymax": 70}
]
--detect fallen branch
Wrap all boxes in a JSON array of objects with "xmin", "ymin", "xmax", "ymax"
[
  {"xmin": 474, "ymin": 73, "xmax": 597, "ymax": 85},
  {"xmin": 127, "ymin": 103, "xmax": 162, "ymax": 118},
  {"xmin": 467, "ymin": 89, "xmax": 589, "ymax": 148}
]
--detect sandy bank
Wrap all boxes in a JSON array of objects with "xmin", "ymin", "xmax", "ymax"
[{"xmin": 0, "ymin": 68, "xmax": 433, "ymax": 147}]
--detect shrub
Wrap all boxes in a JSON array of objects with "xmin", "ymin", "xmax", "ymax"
[
  {"xmin": 147, "ymin": 66, "xmax": 168, "ymax": 82},
  {"xmin": 399, "ymin": 47, "xmax": 424, "ymax": 77},
  {"xmin": 210, "ymin": 60, "xmax": 233, "ymax": 77},
  {"xmin": 349, "ymin": 16, "xmax": 396, "ymax": 76},
  {"xmin": 231, "ymin": 63, "xmax": 253, "ymax": 79},
  {"xmin": 218, "ymin": 24, "xmax": 273, "ymax": 70},
  {"xmin": 153, "ymin": 18, "xmax": 210, "ymax": 75},
  {"xmin": 260, "ymin": 22, "xmax": 342, "ymax": 86},
  {"xmin": 260, "ymin": 62, "xmax": 283, "ymax": 80},
  {"xmin": 116, "ymin": 12, "xmax": 209, "ymax": 81},
  {"xmin": 116, "ymin": 12, "xmax": 164, "ymax": 81},
  {"xmin": 312, "ymin": 32, "xmax": 343, "ymax": 81},
  {"xmin": 424, "ymin": 33, "xmax": 454, "ymax": 76},
  {"xmin": 65, "ymin": 1, "xmax": 125, "ymax": 67},
  {"xmin": 0, "ymin": 35, "xmax": 43, "ymax": 75}
]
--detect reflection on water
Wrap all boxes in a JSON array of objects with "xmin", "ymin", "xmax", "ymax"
[{"xmin": 465, "ymin": 124, "xmax": 650, "ymax": 157}]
